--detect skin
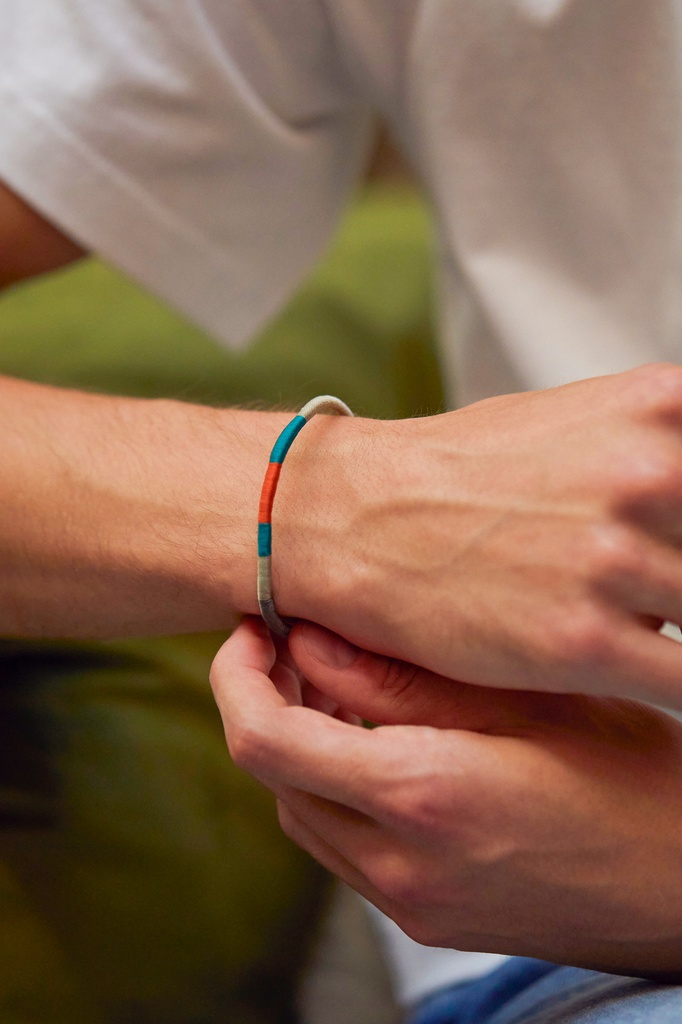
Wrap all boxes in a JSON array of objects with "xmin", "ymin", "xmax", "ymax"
[
  {"xmin": 213, "ymin": 617, "xmax": 682, "ymax": 981},
  {"xmin": 0, "ymin": 182, "xmax": 84, "ymax": 287},
  {"xmin": 3, "ymin": 178, "xmax": 682, "ymax": 709},
  {"xmin": 6, "ymin": 177, "xmax": 682, "ymax": 978},
  {"xmin": 276, "ymin": 372, "xmax": 682, "ymax": 711}
]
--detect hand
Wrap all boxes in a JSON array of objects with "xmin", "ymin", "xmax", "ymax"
[
  {"xmin": 212, "ymin": 617, "xmax": 682, "ymax": 981},
  {"xmin": 278, "ymin": 364, "xmax": 682, "ymax": 708}
]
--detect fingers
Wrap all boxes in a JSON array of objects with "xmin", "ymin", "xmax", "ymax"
[
  {"xmin": 211, "ymin": 616, "xmax": 298, "ymax": 715},
  {"xmin": 606, "ymin": 625, "xmax": 682, "ymax": 710},
  {"xmin": 589, "ymin": 527, "xmax": 682, "ymax": 624},
  {"xmin": 276, "ymin": 798, "xmax": 394, "ymax": 918},
  {"xmin": 275, "ymin": 782, "xmax": 459, "ymax": 938},
  {"xmin": 211, "ymin": 615, "xmax": 275, "ymax": 682},
  {"xmin": 211, "ymin": 618, "xmax": 432, "ymax": 817},
  {"xmin": 277, "ymin": 784, "xmax": 443, "ymax": 914},
  {"xmin": 289, "ymin": 622, "xmax": 552, "ymax": 731}
]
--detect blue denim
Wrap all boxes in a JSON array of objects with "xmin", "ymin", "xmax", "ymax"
[{"xmin": 410, "ymin": 957, "xmax": 682, "ymax": 1024}]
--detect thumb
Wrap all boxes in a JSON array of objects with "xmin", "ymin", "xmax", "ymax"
[{"xmin": 289, "ymin": 623, "xmax": 539, "ymax": 732}]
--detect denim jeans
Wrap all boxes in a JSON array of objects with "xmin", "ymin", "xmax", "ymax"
[{"xmin": 410, "ymin": 957, "xmax": 682, "ymax": 1024}]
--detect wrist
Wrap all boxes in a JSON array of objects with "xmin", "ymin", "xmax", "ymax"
[
  {"xmin": 205, "ymin": 406, "xmax": 294, "ymax": 621},
  {"xmin": 272, "ymin": 409, "xmax": 473, "ymax": 667},
  {"xmin": 273, "ymin": 412, "xmax": 409, "ymax": 641}
]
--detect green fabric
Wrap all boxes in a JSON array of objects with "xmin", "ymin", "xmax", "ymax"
[{"xmin": 0, "ymin": 185, "xmax": 442, "ymax": 1023}]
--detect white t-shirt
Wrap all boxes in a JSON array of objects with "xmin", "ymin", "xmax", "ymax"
[
  {"xmin": 2, "ymin": 1, "xmax": 681, "ymax": 407},
  {"xmin": 0, "ymin": 0, "xmax": 680, "ymax": 1004}
]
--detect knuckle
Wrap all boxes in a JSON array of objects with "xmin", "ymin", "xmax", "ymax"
[
  {"xmin": 368, "ymin": 855, "xmax": 426, "ymax": 908},
  {"xmin": 643, "ymin": 450, "xmax": 682, "ymax": 498},
  {"xmin": 383, "ymin": 772, "xmax": 451, "ymax": 839},
  {"xmin": 276, "ymin": 801, "xmax": 298, "ymax": 841},
  {"xmin": 546, "ymin": 604, "xmax": 616, "ymax": 672},
  {"xmin": 584, "ymin": 524, "xmax": 644, "ymax": 588},
  {"xmin": 209, "ymin": 652, "xmax": 228, "ymax": 701},
  {"xmin": 227, "ymin": 720, "xmax": 268, "ymax": 773},
  {"xmin": 400, "ymin": 790, "xmax": 445, "ymax": 837},
  {"xmin": 627, "ymin": 362, "xmax": 682, "ymax": 415},
  {"xmin": 609, "ymin": 449, "xmax": 682, "ymax": 509},
  {"xmin": 376, "ymin": 658, "xmax": 423, "ymax": 705}
]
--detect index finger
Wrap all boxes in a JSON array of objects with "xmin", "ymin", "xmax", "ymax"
[{"xmin": 211, "ymin": 618, "xmax": 459, "ymax": 820}]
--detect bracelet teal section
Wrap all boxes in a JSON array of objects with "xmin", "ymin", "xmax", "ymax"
[
  {"xmin": 270, "ymin": 415, "xmax": 306, "ymax": 463},
  {"xmin": 257, "ymin": 523, "xmax": 272, "ymax": 559}
]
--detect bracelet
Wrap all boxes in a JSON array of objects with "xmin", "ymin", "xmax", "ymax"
[{"xmin": 257, "ymin": 395, "xmax": 354, "ymax": 637}]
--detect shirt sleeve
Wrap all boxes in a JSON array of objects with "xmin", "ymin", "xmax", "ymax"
[{"xmin": 0, "ymin": 0, "xmax": 373, "ymax": 345}]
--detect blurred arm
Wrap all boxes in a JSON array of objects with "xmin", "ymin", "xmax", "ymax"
[{"xmin": 0, "ymin": 179, "xmax": 85, "ymax": 288}]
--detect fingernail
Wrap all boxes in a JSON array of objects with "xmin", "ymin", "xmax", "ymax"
[{"xmin": 302, "ymin": 624, "xmax": 359, "ymax": 669}]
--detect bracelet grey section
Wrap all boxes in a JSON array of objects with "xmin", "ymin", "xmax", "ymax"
[{"xmin": 259, "ymin": 597, "xmax": 291, "ymax": 639}]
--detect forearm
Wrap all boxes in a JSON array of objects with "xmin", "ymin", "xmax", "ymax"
[
  {"xmin": 0, "ymin": 180, "xmax": 85, "ymax": 288},
  {"xmin": 16, "ymin": 362, "xmax": 682, "ymax": 715},
  {"xmin": 0, "ymin": 375, "xmax": 298, "ymax": 637}
]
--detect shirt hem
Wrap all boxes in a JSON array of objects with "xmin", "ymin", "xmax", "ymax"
[{"xmin": 0, "ymin": 76, "xmax": 267, "ymax": 347}]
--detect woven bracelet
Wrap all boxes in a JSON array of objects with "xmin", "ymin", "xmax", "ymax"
[{"xmin": 257, "ymin": 395, "xmax": 354, "ymax": 637}]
